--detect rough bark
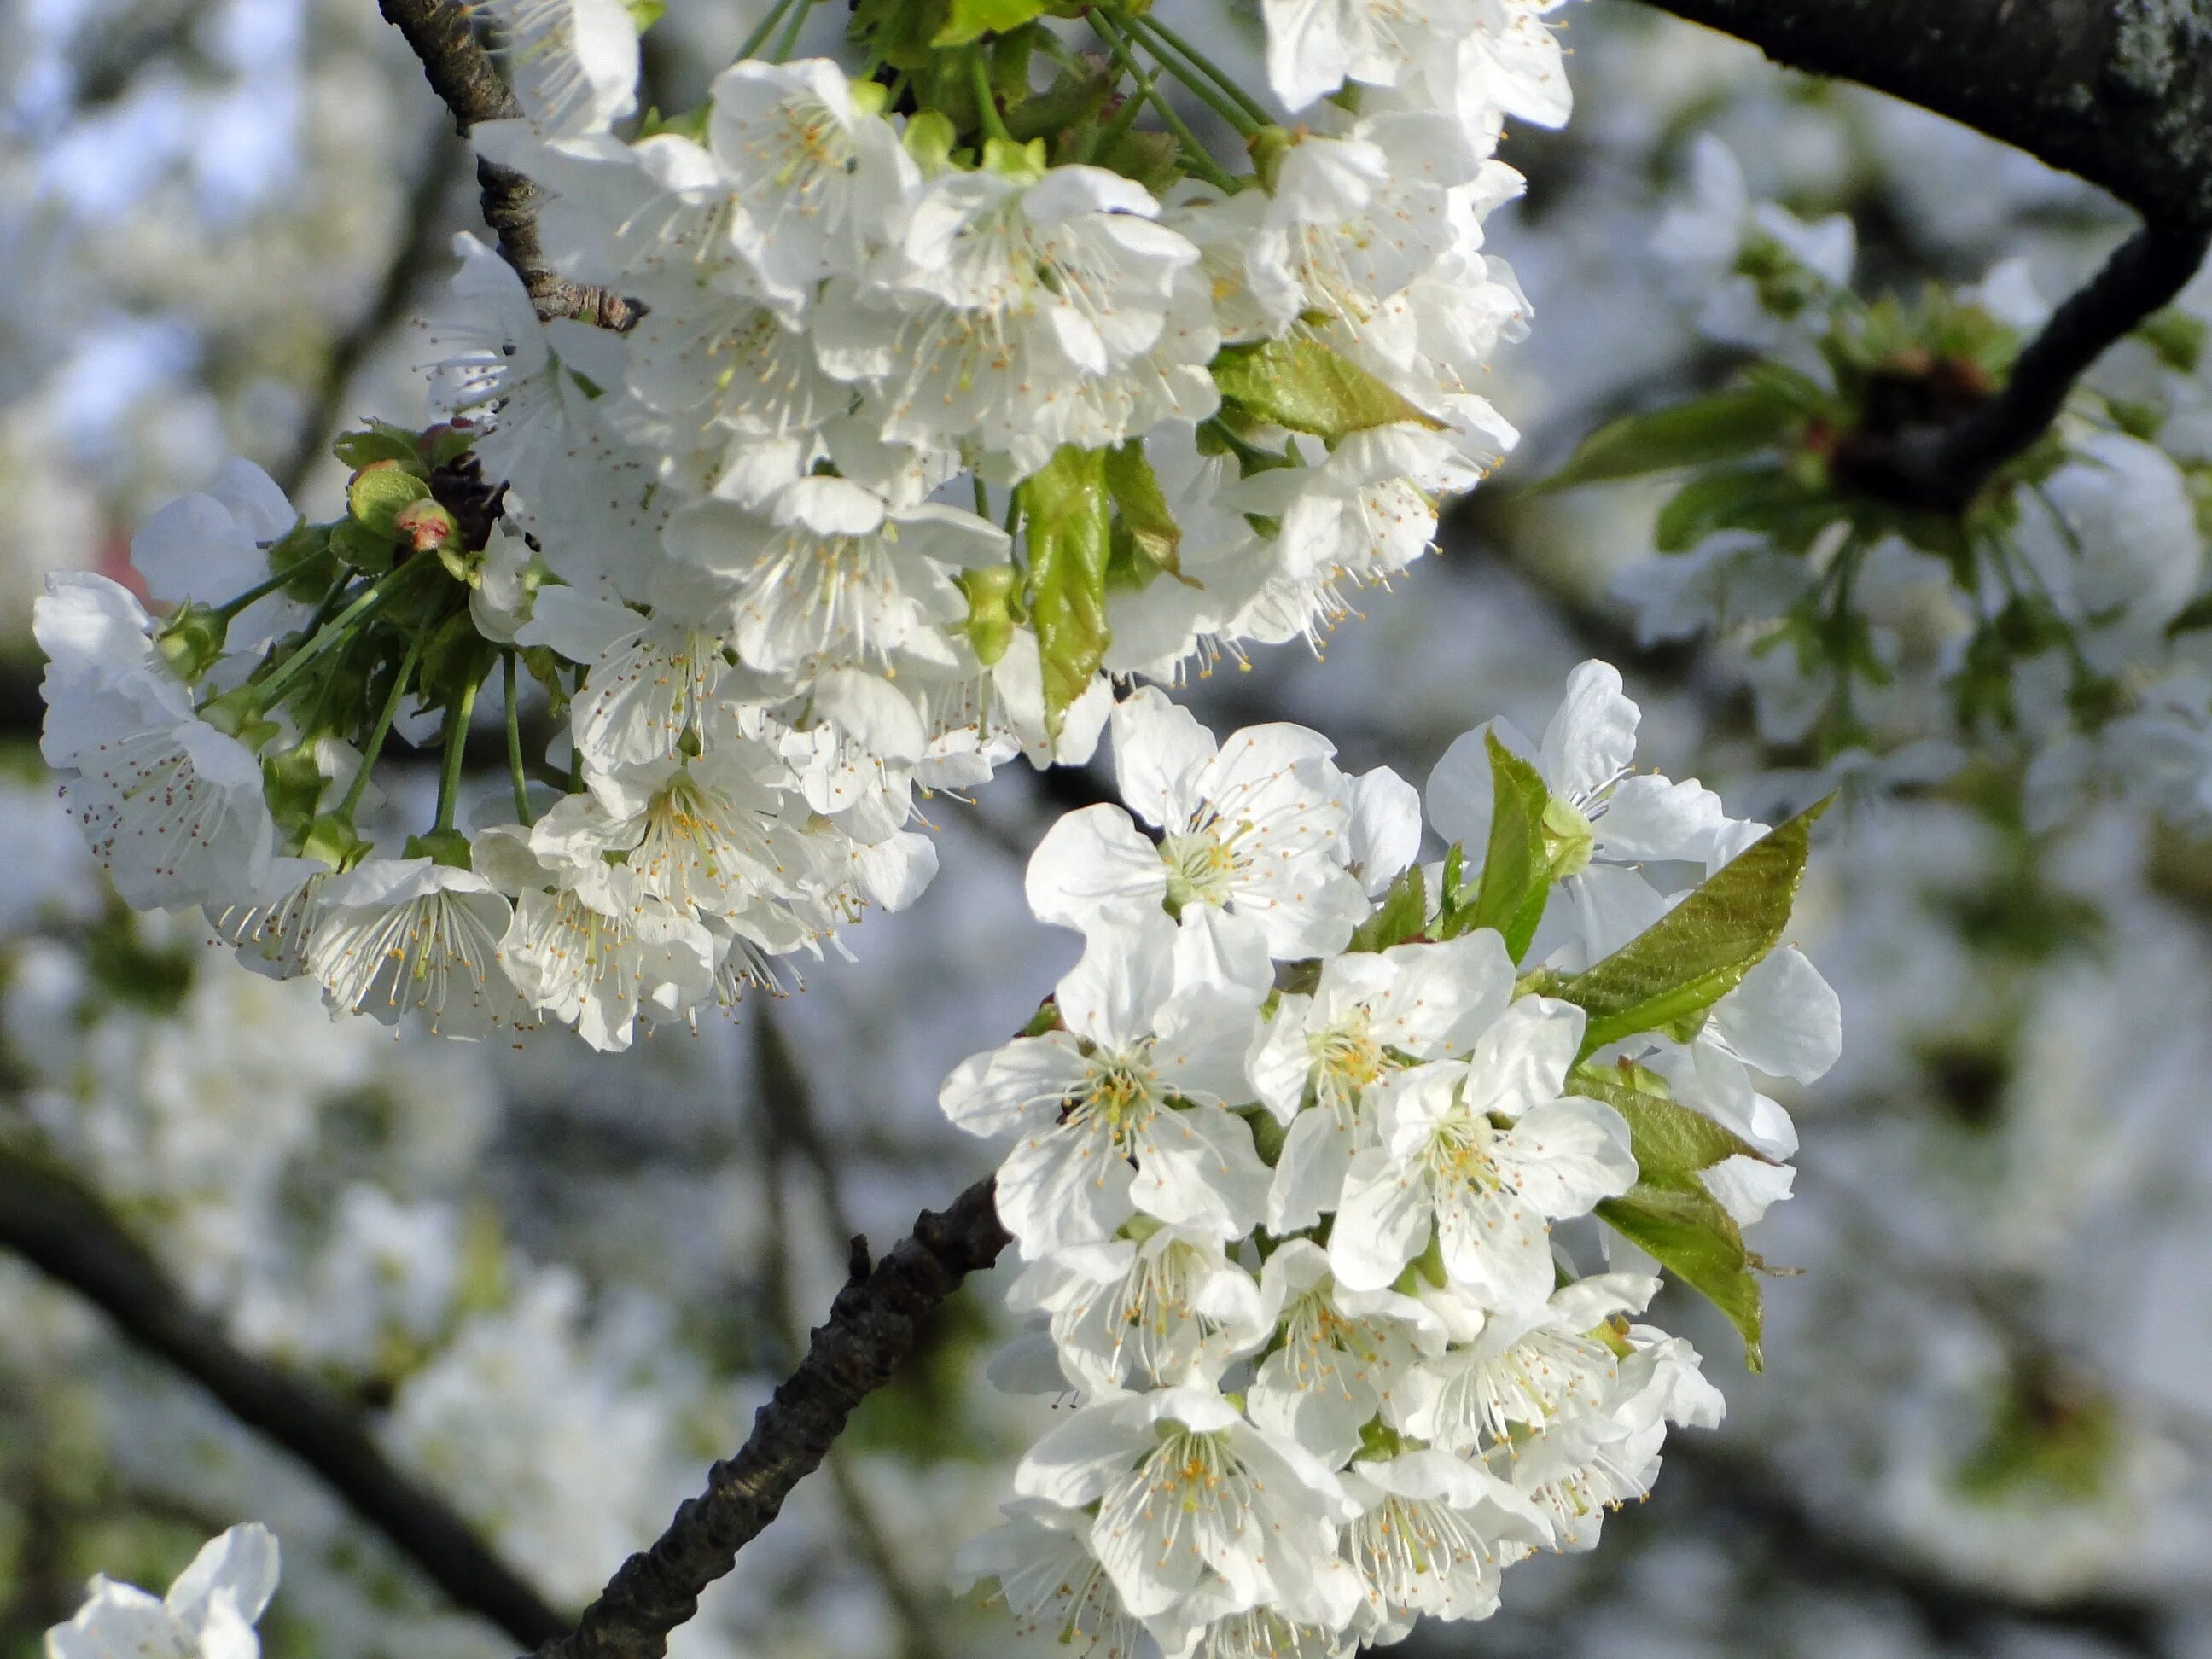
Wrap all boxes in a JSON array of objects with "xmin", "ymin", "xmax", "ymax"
[
  {"xmin": 528, "ymin": 1178, "xmax": 1010, "ymax": 1659},
  {"xmin": 375, "ymin": 0, "xmax": 637, "ymax": 329},
  {"xmin": 1639, "ymin": 0, "xmax": 2212, "ymax": 231}
]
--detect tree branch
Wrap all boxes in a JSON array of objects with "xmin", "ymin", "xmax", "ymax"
[
  {"xmin": 1635, "ymin": 0, "xmax": 2212, "ymax": 511},
  {"xmin": 530, "ymin": 1177, "xmax": 1009, "ymax": 1659},
  {"xmin": 375, "ymin": 0, "xmax": 638, "ymax": 329},
  {"xmin": 0, "ymin": 1148, "xmax": 570, "ymax": 1650}
]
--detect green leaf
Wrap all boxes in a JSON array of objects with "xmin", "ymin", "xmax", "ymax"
[
  {"xmin": 933, "ymin": 0, "xmax": 1049, "ymax": 45},
  {"xmin": 1348, "ymin": 864, "xmax": 1428, "ymax": 953},
  {"xmin": 1212, "ymin": 334, "xmax": 1441, "ymax": 441},
  {"xmin": 1103, "ymin": 442, "xmax": 1191, "ymax": 593},
  {"xmin": 1653, "ymin": 465, "xmax": 1790, "ymax": 554},
  {"xmin": 1557, "ymin": 796, "xmax": 1831, "ymax": 1059},
  {"xmin": 1541, "ymin": 385, "xmax": 1799, "ymax": 492},
  {"xmin": 1570, "ymin": 1062, "xmax": 1773, "ymax": 1181},
  {"xmin": 332, "ymin": 421, "xmax": 425, "ymax": 473},
  {"xmin": 1596, "ymin": 1185, "xmax": 1766, "ymax": 1370},
  {"xmin": 1018, "ymin": 445, "xmax": 1114, "ymax": 742},
  {"xmin": 1575, "ymin": 1060, "xmax": 1771, "ymax": 1367},
  {"xmin": 1438, "ymin": 734, "xmax": 1552, "ymax": 960}
]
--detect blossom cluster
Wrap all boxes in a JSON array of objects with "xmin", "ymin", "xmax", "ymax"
[
  {"xmin": 945, "ymin": 661, "xmax": 1841, "ymax": 1656},
  {"xmin": 1607, "ymin": 136, "xmax": 2212, "ymax": 824},
  {"xmin": 33, "ymin": 0, "xmax": 1561, "ymax": 1050}
]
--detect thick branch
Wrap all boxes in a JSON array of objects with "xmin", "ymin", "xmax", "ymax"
[
  {"xmin": 375, "ymin": 0, "xmax": 637, "ymax": 329},
  {"xmin": 1637, "ymin": 0, "xmax": 2212, "ymax": 511},
  {"xmin": 1837, "ymin": 220, "xmax": 2212, "ymax": 512},
  {"xmin": 1636, "ymin": 0, "xmax": 2212, "ymax": 231},
  {"xmin": 531, "ymin": 1178, "xmax": 1010, "ymax": 1659},
  {"xmin": 0, "ymin": 1149, "xmax": 570, "ymax": 1650}
]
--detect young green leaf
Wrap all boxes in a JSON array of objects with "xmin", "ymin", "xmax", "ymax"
[
  {"xmin": 1557, "ymin": 796, "xmax": 1831, "ymax": 1059},
  {"xmin": 1437, "ymin": 733, "xmax": 1551, "ymax": 960},
  {"xmin": 1018, "ymin": 445, "xmax": 1114, "ymax": 742},
  {"xmin": 933, "ymin": 0, "xmax": 1050, "ymax": 46},
  {"xmin": 1540, "ymin": 383, "xmax": 1800, "ymax": 492},
  {"xmin": 1597, "ymin": 1183, "xmax": 1767, "ymax": 1370},
  {"xmin": 1212, "ymin": 334, "xmax": 1441, "ymax": 441},
  {"xmin": 1573, "ymin": 1062, "xmax": 1774, "ymax": 1369},
  {"xmin": 1653, "ymin": 465, "xmax": 1791, "ymax": 554},
  {"xmin": 1102, "ymin": 441, "xmax": 1188, "ymax": 591},
  {"xmin": 1348, "ymin": 864, "xmax": 1428, "ymax": 953}
]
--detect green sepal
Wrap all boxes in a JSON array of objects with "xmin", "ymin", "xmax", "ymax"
[
  {"xmin": 1540, "ymin": 383, "xmax": 1802, "ymax": 492},
  {"xmin": 1212, "ymin": 334, "xmax": 1441, "ymax": 441},
  {"xmin": 405, "ymin": 828, "xmax": 474, "ymax": 870},
  {"xmin": 156, "ymin": 602, "xmax": 229, "ymax": 684},
  {"xmin": 956, "ymin": 564, "xmax": 1022, "ymax": 667},
  {"xmin": 1556, "ymin": 795, "xmax": 1831, "ymax": 1060},
  {"xmin": 267, "ymin": 520, "xmax": 339, "ymax": 602},
  {"xmin": 903, "ymin": 109, "xmax": 958, "ymax": 175},
  {"xmin": 1018, "ymin": 445, "xmax": 1114, "ymax": 742},
  {"xmin": 196, "ymin": 684, "xmax": 276, "ymax": 748},
  {"xmin": 301, "ymin": 810, "xmax": 372, "ymax": 873},
  {"xmin": 262, "ymin": 744, "xmax": 332, "ymax": 845},
  {"xmin": 625, "ymin": 0, "xmax": 664, "ymax": 30},
  {"xmin": 1347, "ymin": 863, "xmax": 1428, "ymax": 953}
]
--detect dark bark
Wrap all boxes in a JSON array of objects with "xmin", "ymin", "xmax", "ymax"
[
  {"xmin": 1639, "ymin": 0, "xmax": 2212, "ymax": 510},
  {"xmin": 1638, "ymin": 0, "xmax": 2212, "ymax": 231},
  {"xmin": 375, "ymin": 0, "xmax": 637, "ymax": 329},
  {"xmin": 0, "ymin": 1150, "xmax": 570, "ymax": 1647},
  {"xmin": 528, "ymin": 1178, "xmax": 1010, "ymax": 1659}
]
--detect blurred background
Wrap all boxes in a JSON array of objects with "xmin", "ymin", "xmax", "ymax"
[{"xmin": 4, "ymin": 1, "xmax": 2212, "ymax": 1655}]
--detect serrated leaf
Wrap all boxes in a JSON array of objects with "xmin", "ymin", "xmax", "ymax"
[
  {"xmin": 1348, "ymin": 864, "xmax": 1427, "ymax": 952},
  {"xmin": 1438, "ymin": 733, "xmax": 1551, "ymax": 960},
  {"xmin": 1557, "ymin": 796, "xmax": 1831, "ymax": 1059},
  {"xmin": 1596, "ymin": 1184, "xmax": 1766, "ymax": 1371},
  {"xmin": 1541, "ymin": 384, "xmax": 1799, "ymax": 492},
  {"xmin": 933, "ymin": 0, "xmax": 1049, "ymax": 45},
  {"xmin": 1569, "ymin": 1062, "xmax": 1773, "ymax": 1182},
  {"xmin": 1212, "ymin": 334, "xmax": 1441, "ymax": 441},
  {"xmin": 1103, "ymin": 442, "xmax": 1190, "ymax": 593},
  {"xmin": 1019, "ymin": 445, "xmax": 1113, "ymax": 742}
]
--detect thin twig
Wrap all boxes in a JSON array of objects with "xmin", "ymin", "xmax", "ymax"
[
  {"xmin": 375, "ymin": 0, "xmax": 638, "ymax": 329},
  {"xmin": 0, "ymin": 1146, "xmax": 570, "ymax": 1648},
  {"xmin": 527, "ymin": 1176, "xmax": 1009, "ymax": 1659}
]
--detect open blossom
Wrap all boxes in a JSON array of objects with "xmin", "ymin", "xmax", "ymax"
[
  {"xmin": 306, "ymin": 860, "xmax": 528, "ymax": 1039},
  {"xmin": 1027, "ymin": 688, "xmax": 1392, "ymax": 992},
  {"xmin": 940, "ymin": 908, "xmax": 1268, "ymax": 1258},
  {"xmin": 46, "ymin": 1524, "xmax": 279, "ymax": 1659}
]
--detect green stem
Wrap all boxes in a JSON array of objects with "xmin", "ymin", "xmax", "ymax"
[
  {"xmin": 971, "ymin": 474, "xmax": 991, "ymax": 520},
  {"xmin": 216, "ymin": 550, "xmax": 329, "ymax": 622},
  {"xmin": 770, "ymin": 0, "xmax": 812, "ymax": 62},
  {"xmin": 969, "ymin": 50, "xmax": 1012, "ymax": 144},
  {"xmin": 1087, "ymin": 15, "xmax": 1238, "ymax": 190},
  {"xmin": 1120, "ymin": 11, "xmax": 1271, "ymax": 128},
  {"xmin": 504, "ymin": 651, "xmax": 533, "ymax": 825},
  {"xmin": 1084, "ymin": 73, "xmax": 1150, "ymax": 164},
  {"xmin": 256, "ymin": 558, "xmax": 434, "ymax": 704},
  {"xmin": 335, "ymin": 633, "xmax": 422, "ymax": 823},
  {"xmin": 433, "ymin": 672, "xmax": 482, "ymax": 837},
  {"xmin": 736, "ymin": 0, "xmax": 803, "ymax": 61}
]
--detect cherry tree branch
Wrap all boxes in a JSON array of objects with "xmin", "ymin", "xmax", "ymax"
[
  {"xmin": 375, "ymin": 0, "xmax": 638, "ymax": 329},
  {"xmin": 528, "ymin": 1176, "xmax": 1010, "ymax": 1659},
  {"xmin": 1634, "ymin": 0, "xmax": 2212, "ymax": 511},
  {"xmin": 0, "ymin": 1147, "xmax": 570, "ymax": 1648}
]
